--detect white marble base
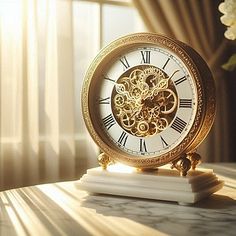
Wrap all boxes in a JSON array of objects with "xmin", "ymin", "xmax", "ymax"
[{"xmin": 76, "ymin": 164, "xmax": 224, "ymax": 204}]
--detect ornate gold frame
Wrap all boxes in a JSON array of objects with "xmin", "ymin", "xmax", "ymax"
[{"xmin": 82, "ymin": 33, "xmax": 216, "ymax": 168}]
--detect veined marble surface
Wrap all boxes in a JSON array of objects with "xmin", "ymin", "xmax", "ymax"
[{"xmin": 0, "ymin": 163, "xmax": 236, "ymax": 236}]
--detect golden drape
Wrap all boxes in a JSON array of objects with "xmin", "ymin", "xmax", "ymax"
[{"xmin": 133, "ymin": 0, "xmax": 232, "ymax": 162}]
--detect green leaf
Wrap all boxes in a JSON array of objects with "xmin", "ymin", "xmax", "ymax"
[{"xmin": 222, "ymin": 53, "xmax": 236, "ymax": 71}]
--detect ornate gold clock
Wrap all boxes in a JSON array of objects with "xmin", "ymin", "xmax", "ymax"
[{"xmin": 82, "ymin": 33, "xmax": 216, "ymax": 176}]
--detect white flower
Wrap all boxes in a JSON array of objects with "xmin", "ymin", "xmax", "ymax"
[
  {"xmin": 225, "ymin": 24, "xmax": 236, "ymax": 40},
  {"xmin": 219, "ymin": 0, "xmax": 236, "ymax": 40}
]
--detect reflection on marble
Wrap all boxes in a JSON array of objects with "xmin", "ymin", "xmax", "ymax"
[
  {"xmin": 0, "ymin": 163, "xmax": 236, "ymax": 236},
  {"xmin": 81, "ymin": 191, "xmax": 236, "ymax": 236}
]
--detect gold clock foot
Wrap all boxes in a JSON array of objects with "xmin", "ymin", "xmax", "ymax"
[
  {"xmin": 188, "ymin": 152, "xmax": 202, "ymax": 170},
  {"xmin": 98, "ymin": 153, "xmax": 112, "ymax": 170},
  {"xmin": 171, "ymin": 154, "xmax": 191, "ymax": 177}
]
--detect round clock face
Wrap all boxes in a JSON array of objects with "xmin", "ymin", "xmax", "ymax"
[
  {"xmin": 83, "ymin": 33, "xmax": 215, "ymax": 167},
  {"xmin": 96, "ymin": 46, "xmax": 197, "ymax": 157}
]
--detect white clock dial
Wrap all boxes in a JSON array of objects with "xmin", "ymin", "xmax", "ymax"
[
  {"xmin": 83, "ymin": 33, "xmax": 216, "ymax": 170},
  {"xmin": 96, "ymin": 45, "xmax": 197, "ymax": 157}
]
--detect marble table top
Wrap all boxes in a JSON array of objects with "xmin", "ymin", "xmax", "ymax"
[{"xmin": 0, "ymin": 163, "xmax": 236, "ymax": 236}]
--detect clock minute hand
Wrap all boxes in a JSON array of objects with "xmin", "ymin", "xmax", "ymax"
[
  {"xmin": 146, "ymin": 69, "xmax": 180, "ymax": 99},
  {"xmin": 157, "ymin": 69, "xmax": 180, "ymax": 90}
]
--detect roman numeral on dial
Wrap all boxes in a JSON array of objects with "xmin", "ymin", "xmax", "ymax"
[
  {"xmin": 140, "ymin": 139, "xmax": 147, "ymax": 154},
  {"xmin": 140, "ymin": 50, "xmax": 151, "ymax": 64},
  {"xmin": 102, "ymin": 114, "xmax": 116, "ymax": 130},
  {"xmin": 174, "ymin": 76, "xmax": 187, "ymax": 86},
  {"xmin": 99, "ymin": 97, "xmax": 110, "ymax": 105},
  {"xmin": 160, "ymin": 135, "xmax": 168, "ymax": 148},
  {"xmin": 179, "ymin": 99, "xmax": 192, "ymax": 108},
  {"xmin": 117, "ymin": 131, "xmax": 128, "ymax": 147},
  {"xmin": 171, "ymin": 117, "xmax": 187, "ymax": 133},
  {"xmin": 162, "ymin": 58, "xmax": 170, "ymax": 70},
  {"xmin": 120, "ymin": 56, "xmax": 130, "ymax": 70},
  {"xmin": 103, "ymin": 75, "xmax": 115, "ymax": 83}
]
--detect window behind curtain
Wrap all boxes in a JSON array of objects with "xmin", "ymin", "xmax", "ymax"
[
  {"xmin": 0, "ymin": 0, "xmax": 146, "ymax": 191},
  {"xmin": 72, "ymin": 0, "xmax": 145, "ymax": 142}
]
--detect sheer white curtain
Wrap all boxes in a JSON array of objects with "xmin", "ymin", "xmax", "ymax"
[{"xmin": 0, "ymin": 0, "xmax": 98, "ymax": 191}]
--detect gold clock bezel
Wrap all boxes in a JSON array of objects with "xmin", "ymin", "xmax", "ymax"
[{"xmin": 82, "ymin": 33, "xmax": 216, "ymax": 168}]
